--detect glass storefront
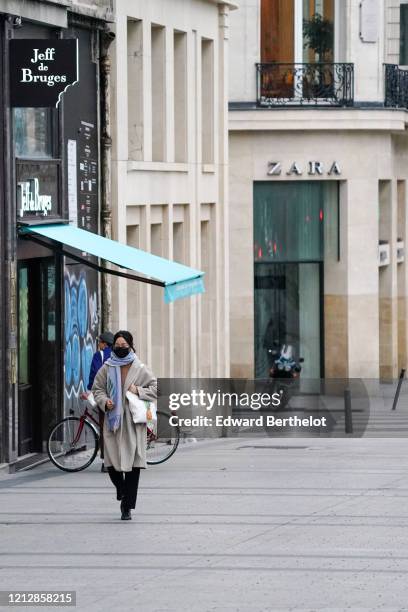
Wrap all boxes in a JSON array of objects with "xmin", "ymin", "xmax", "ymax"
[
  {"xmin": 15, "ymin": 98, "xmax": 60, "ymax": 456},
  {"xmin": 255, "ymin": 262, "xmax": 322, "ymax": 379},
  {"xmin": 17, "ymin": 257, "xmax": 60, "ymax": 455},
  {"xmin": 253, "ymin": 181, "xmax": 338, "ymax": 378}
]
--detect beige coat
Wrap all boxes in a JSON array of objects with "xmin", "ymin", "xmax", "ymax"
[{"xmin": 92, "ymin": 357, "xmax": 157, "ymax": 471}]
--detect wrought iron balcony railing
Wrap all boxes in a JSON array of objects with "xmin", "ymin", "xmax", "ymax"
[
  {"xmin": 384, "ymin": 64, "xmax": 408, "ymax": 109},
  {"xmin": 256, "ymin": 63, "xmax": 354, "ymax": 107}
]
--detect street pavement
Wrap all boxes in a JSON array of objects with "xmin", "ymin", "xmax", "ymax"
[{"xmin": 1, "ymin": 437, "xmax": 408, "ymax": 611}]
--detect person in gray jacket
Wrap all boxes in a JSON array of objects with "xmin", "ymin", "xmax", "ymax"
[{"xmin": 92, "ymin": 330, "xmax": 157, "ymax": 520}]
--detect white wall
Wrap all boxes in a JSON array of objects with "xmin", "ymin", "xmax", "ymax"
[
  {"xmin": 347, "ymin": 0, "xmax": 386, "ymax": 102},
  {"xmin": 110, "ymin": 0, "xmax": 231, "ymax": 378},
  {"xmin": 229, "ymin": 0, "xmax": 260, "ymax": 102}
]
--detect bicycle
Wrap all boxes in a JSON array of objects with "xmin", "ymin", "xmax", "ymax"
[{"xmin": 47, "ymin": 400, "xmax": 180, "ymax": 472}]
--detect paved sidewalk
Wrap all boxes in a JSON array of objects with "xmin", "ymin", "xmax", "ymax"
[{"xmin": 1, "ymin": 438, "xmax": 408, "ymax": 611}]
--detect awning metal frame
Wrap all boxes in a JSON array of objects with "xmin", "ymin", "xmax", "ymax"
[{"xmin": 20, "ymin": 231, "xmax": 166, "ymax": 288}]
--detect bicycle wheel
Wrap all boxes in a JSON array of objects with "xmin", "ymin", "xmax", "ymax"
[
  {"xmin": 47, "ymin": 416, "xmax": 99, "ymax": 472},
  {"xmin": 146, "ymin": 410, "xmax": 180, "ymax": 465}
]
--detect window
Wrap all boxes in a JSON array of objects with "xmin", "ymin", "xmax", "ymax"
[
  {"xmin": 261, "ymin": 0, "xmax": 334, "ymax": 63},
  {"xmin": 253, "ymin": 181, "xmax": 339, "ymax": 262},
  {"xmin": 400, "ymin": 4, "xmax": 408, "ymax": 65},
  {"xmin": 151, "ymin": 24, "xmax": 166, "ymax": 162},
  {"xmin": 13, "ymin": 108, "xmax": 53, "ymax": 158},
  {"xmin": 174, "ymin": 31, "xmax": 187, "ymax": 162},
  {"xmin": 303, "ymin": 0, "xmax": 334, "ymax": 62},
  {"xmin": 261, "ymin": 0, "xmax": 294, "ymax": 63},
  {"xmin": 201, "ymin": 39, "xmax": 214, "ymax": 164},
  {"xmin": 127, "ymin": 20, "xmax": 144, "ymax": 161}
]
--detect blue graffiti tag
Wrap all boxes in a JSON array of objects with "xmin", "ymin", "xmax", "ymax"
[
  {"xmin": 64, "ymin": 281, "xmax": 71, "ymax": 343},
  {"xmin": 64, "ymin": 340, "xmax": 72, "ymax": 386},
  {"xmin": 64, "ymin": 270, "xmax": 98, "ymax": 408},
  {"xmin": 71, "ymin": 333, "xmax": 81, "ymax": 388},
  {"xmin": 78, "ymin": 277, "xmax": 88, "ymax": 337},
  {"xmin": 70, "ymin": 286, "xmax": 78, "ymax": 338}
]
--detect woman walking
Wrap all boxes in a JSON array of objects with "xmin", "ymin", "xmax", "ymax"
[{"xmin": 92, "ymin": 330, "xmax": 157, "ymax": 520}]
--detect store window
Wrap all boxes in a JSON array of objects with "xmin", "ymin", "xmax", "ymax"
[
  {"xmin": 255, "ymin": 262, "xmax": 322, "ymax": 379},
  {"xmin": 13, "ymin": 108, "xmax": 53, "ymax": 158},
  {"xmin": 14, "ymin": 107, "xmax": 61, "ymax": 220},
  {"xmin": 253, "ymin": 181, "xmax": 338, "ymax": 263},
  {"xmin": 253, "ymin": 181, "xmax": 338, "ymax": 379},
  {"xmin": 400, "ymin": 4, "xmax": 408, "ymax": 65}
]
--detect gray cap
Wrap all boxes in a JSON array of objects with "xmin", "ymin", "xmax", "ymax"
[{"xmin": 99, "ymin": 331, "xmax": 114, "ymax": 346}]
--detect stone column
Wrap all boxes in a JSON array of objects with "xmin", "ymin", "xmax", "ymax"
[
  {"xmin": 347, "ymin": 179, "xmax": 380, "ymax": 378},
  {"xmin": 228, "ymin": 133, "xmax": 254, "ymax": 379},
  {"xmin": 379, "ymin": 180, "xmax": 398, "ymax": 379},
  {"xmin": 397, "ymin": 181, "xmax": 408, "ymax": 371},
  {"xmin": 216, "ymin": 4, "xmax": 231, "ymax": 377},
  {"xmin": 325, "ymin": 179, "xmax": 380, "ymax": 378}
]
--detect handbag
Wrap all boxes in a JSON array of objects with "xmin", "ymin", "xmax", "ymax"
[
  {"xmin": 126, "ymin": 391, "xmax": 157, "ymax": 424},
  {"xmin": 86, "ymin": 391, "xmax": 98, "ymax": 411}
]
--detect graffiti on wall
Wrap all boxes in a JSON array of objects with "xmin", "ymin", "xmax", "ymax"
[{"xmin": 64, "ymin": 266, "xmax": 98, "ymax": 413}]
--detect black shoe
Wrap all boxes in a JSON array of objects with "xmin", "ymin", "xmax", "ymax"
[
  {"xmin": 101, "ymin": 463, "xmax": 108, "ymax": 473},
  {"xmin": 120, "ymin": 500, "xmax": 132, "ymax": 521},
  {"xmin": 121, "ymin": 509, "xmax": 132, "ymax": 520}
]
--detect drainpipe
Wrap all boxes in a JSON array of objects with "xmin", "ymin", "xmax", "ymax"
[{"xmin": 100, "ymin": 29, "xmax": 115, "ymax": 332}]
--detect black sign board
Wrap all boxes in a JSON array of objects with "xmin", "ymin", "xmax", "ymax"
[
  {"xmin": 16, "ymin": 160, "xmax": 60, "ymax": 219},
  {"xmin": 10, "ymin": 39, "xmax": 78, "ymax": 107}
]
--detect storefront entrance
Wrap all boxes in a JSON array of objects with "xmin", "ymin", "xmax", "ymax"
[
  {"xmin": 253, "ymin": 180, "xmax": 338, "ymax": 379},
  {"xmin": 18, "ymin": 256, "xmax": 61, "ymax": 455},
  {"xmin": 254, "ymin": 262, "xmax": 322, "ymax": 378}
]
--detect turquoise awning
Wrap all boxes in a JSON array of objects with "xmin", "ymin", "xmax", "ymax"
[{"xmin": 21, "ymin": 223, "xmax": 205, "ymax": 303}]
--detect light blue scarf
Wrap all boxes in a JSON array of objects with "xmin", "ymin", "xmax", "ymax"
[{"xmin": 105, "ymin": 352, "xmax": 136, "ymax": 432}]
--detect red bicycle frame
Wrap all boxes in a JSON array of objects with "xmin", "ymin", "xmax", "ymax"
[
  {"xmin": 73, "ymin": 404, "xmax": 157, "ymax": 443},
  {"xmin": 70, "ymin": 406, "xmax": 100, "ymax": 445}
]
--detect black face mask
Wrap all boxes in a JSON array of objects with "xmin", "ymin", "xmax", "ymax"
[{"xmin": 113, "ymin": 346, "xmax": 131, "ymax": 359}]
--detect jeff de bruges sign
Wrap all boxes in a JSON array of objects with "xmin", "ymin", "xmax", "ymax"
[
  {"xmin": 17, "ymin": 161, "xmax": 59, "ymax": 219},
  {"xmin": 10, "ymin": 39, "xmax": 78, "ymax": 107}
]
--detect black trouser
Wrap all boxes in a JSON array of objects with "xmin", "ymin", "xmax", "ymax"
[{"xmin": 107, "ymin": 466, "xmax": 141, "ymax": 510}]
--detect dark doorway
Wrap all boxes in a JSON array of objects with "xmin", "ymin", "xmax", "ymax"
[
  {"xmin": 254, "ymin": 262, "xmax": 323, "ymax": 379},
  {"xmin": 18, "ymin": 256, "xmax": 60, "ymax": 455}
]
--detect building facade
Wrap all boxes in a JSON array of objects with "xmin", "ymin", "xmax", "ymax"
[
  {"xmin": 110, "ymin": 0, "xmax": 236, "ymax": 378},
  {"xmin": 228, "ymin": 0, "xmax": 408, "ymax": 380},
  {"xmin": 0, "ymin": 0, "xmax": 112, "ymax": 470}
]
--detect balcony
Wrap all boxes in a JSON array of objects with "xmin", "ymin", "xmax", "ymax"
[
  {"xmin": 256, "ymin": 63, "xmax": 354, "ymax": 108},
  {"xmin": 384, "ymin": 64, "xmax": 408, "ymax": 109}
]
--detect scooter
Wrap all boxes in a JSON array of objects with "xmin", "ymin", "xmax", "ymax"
[{"xmin": 267, "ymin": 344, "xmax": 303, "ymax": 409}]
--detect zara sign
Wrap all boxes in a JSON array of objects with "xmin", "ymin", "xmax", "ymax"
[
  {"xmin": 10, "ymin": 39, "xmax": 78, "ymax": 107},
  {"xmin": 267, "ymin": 161, "xmax": 341, "ymax": 176}
]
